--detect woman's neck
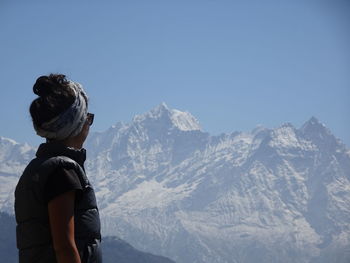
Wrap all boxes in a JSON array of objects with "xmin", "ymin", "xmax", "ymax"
[{"xmin": 47, "ymin": 138, "xmax": 83, "ymax": 150}]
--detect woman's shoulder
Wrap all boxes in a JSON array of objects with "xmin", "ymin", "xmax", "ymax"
[{"xmin": 45, "ymin": 166, "xmax": 83, "ymax": 203}]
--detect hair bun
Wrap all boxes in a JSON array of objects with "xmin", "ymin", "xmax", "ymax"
[
  {"xmin": 30, "ymin": 74, "xmax": 77, "ymax": 127},
  {"xmin": 33, "ymin": 74, "xmax": 69, "ymax": 97},
  {"xmin": 33, "ymin": 76, "xmax": 54, "ymax": 97}
]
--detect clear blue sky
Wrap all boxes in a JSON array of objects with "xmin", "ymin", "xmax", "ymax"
[{"xmin": 1, "ymin": 0, "xmax": 349, "ymax": 147}]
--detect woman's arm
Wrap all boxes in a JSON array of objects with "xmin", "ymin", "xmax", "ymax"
[{"xmin": 48, "ymin": 190, "xmax": 81, "ymax": 263}]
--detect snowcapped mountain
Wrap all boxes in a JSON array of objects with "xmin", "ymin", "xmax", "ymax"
[
  {"xmin": 1, "ymin": 104, "xmax": 350, "ymax": 263},
  {"xmin": 0, "ymin": 137, "xmax": 36, "ymax": 213}
]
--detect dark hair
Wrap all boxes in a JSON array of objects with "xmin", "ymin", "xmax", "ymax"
[{"xmin": 30, "ymin": 74, "xmax": 76, "ymax": 127}]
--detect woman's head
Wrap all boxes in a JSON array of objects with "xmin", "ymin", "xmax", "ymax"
[{"xmin": 30, "ymin": 74, "xmax": 91, "ymax": 143}]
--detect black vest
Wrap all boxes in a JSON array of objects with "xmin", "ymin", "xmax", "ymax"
[{"xmin": 15, "ymin": 142, "xmax": 102, "ymax": 263}]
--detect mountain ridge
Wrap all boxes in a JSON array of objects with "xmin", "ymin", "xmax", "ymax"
[{"xmin": 1, "ymin": 104, "xmax": 349, "ymax": 263}]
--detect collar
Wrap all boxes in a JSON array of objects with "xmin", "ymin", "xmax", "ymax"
[{"xmin": 36, "ymin": 142, "xmax": 86, "ymax": 166}]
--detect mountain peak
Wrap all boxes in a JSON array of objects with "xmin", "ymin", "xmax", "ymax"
[
  {"xmin": 149, "ymin": 102, "xmax": 171, "ymax": 118},
  {"xmin": 304, "ymin": 116, "xmax": 321, "ymax": 126},
  {"xmin": 169, "ymin": 109, "xmax": 201, "ymax": 131},
  {"xmin": 0, "ymin": 136, "xmax": 18, "ymax": 146},
  {"xmin": 0, "ymin": 137, "xmax": 34, "ymax": 150},
  {"xmin": 133, "ymin": 103, "xmax": 201, "ymax": 132},
  {"xmin": 300, "ymin": 116, "xmax": 327, "ymax": 133},
  {"xmin": 299, "ymin": 116, "xmax": 340, "ymax": 148}
]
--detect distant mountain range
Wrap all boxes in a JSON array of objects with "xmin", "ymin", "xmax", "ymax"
[{"xmin": 1, "ymin": 103, "xmax": 350, "ymax": 263}]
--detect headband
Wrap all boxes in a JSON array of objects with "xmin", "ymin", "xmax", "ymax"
[{"xmin": 34, "ymin": 81, "xmax": 88, "ymax": 140}]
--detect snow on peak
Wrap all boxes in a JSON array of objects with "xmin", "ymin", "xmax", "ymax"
[
  {"xmin": 299, "ymin": 116, "xmax": 335, "ymax": 145},
  {"xmin": 151, "ymin": 102, "xmax": 170, "ymax": 116},
  {"xmin": 0, "ymin": 136, "xmax": 18, "ymax": 146},
  {"xmin": 132, "ymin": 103, "xmax": 201, "ymax": 131},
  {"xmin": 251, "ymin": 125, "xmax": 268, "ymax": 136},
  {"xmin": 170, "ymin": 109, "xmax": 201, "ymax": 131},
  {"xmin": 132, "ymin": 102, "xmax": 169, "ymax": 123},
  {"xmin": 269, "ymin": 124, "xmax": 299, "ymax": 148},
  {"xmin": 307, "ymin": 116, "xmax": 321, "ymax": 125},
  {"xmin": 301, "ymin": 116, "xmax": 327, "ymax": 132}
]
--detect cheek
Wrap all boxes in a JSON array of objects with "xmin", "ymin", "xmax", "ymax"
[
  {"xmin": 81, "ymin": 123, "xmax": 90, "ymax": 137},
  {"xmin": 84, "ymin": 123, "xmax": 90, "ymax": 134}
]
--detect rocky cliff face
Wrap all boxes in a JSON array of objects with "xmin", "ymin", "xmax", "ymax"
[{"xmin": 1, "ymin": 104, "xmax": 350, "ymax": 262}]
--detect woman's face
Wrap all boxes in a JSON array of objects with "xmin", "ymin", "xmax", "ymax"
[
  {"xmin": 70, "ymin": 114, "xmax": 93, "ymax": 148},
  {"xmin": 79, "ymin": 121, "xmax": 91, "ymax": 145}
]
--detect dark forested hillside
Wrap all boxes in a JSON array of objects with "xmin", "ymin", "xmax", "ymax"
[
  {"xmin": 0, "ymin": 212, "xmax": 17, "ymax": 263},
  {"xmin": 102, "ymin": 236, "xmax": 175, "ymax": 263},
  {"xmin": 0, "ymin": 212, "xmax": 175, "ymax": 263}
]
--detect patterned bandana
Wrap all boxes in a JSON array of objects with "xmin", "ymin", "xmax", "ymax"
[{"xmin": 34, "ymin": 81, "xmax": 88, "ymax": 140}]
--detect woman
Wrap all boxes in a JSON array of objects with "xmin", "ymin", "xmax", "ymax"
[{"xmin": 15, "ymin": 74, "xmax": 102, "ymax": 263}]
